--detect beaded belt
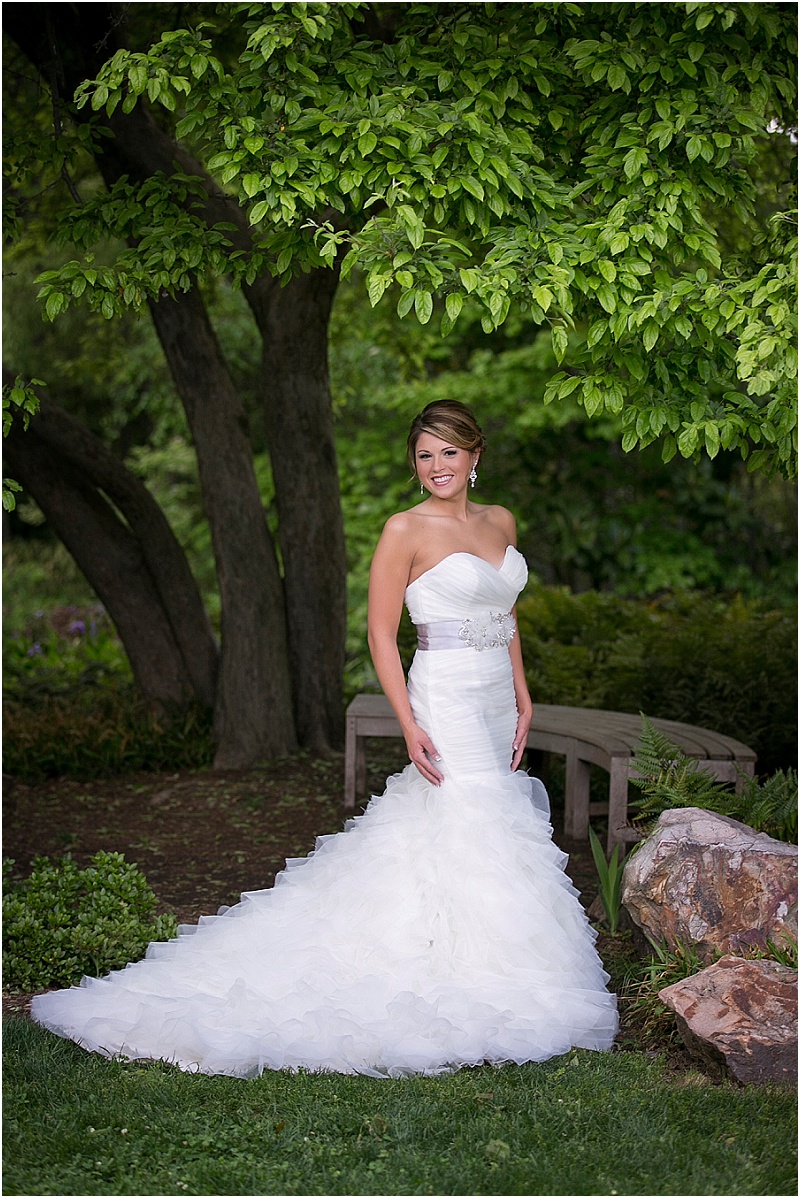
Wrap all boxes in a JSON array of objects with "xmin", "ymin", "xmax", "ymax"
[{"xmin": 416, "ymin": 612, "xmax": 516, "ymax": 652}]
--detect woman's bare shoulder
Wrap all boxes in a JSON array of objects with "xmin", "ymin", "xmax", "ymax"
[
  {"xmin": 380, "ymin": 508, "xmax": 426, "ymax": 541},
  {"xmin": 374, "ymin": 509, "xmax": 428, "ymax": 562},
  {"xmin": 478, "ymin": 504, "xmax": 517, "ymax": 542}
]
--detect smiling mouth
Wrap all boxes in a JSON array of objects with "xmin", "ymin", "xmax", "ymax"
[{"xmin": 431, "ymin": 475, "xmax": 454, "ymax": 485}]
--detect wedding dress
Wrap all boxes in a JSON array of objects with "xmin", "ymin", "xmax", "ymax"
[{"xmin": 32, "ymin": 548, "xmax": 618, "ymax": 1077}]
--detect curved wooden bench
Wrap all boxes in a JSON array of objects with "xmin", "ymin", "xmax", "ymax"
[{"xmin": 344, "ymin": 694, "xmax": 756, "ymax": 854}]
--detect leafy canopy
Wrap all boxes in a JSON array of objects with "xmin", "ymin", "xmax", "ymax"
[{"xmin": 11, "ymin": 1, "xmax": 798, "ymax": 476}]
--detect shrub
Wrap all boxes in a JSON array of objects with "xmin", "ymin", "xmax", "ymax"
[
  {"xmin": 3, "ymin": 851, "xmax": 178, "ymax": 992},
  {"xmin": 2, "ymin": 684, "xmax": 215, "ymax": 780},
  {"xmin": 3, "ymin": 601, "xmax": 215, "ymax": 780},
  {"xmin": 517, "ymin": 587, "xmax": 797, "ymax": 773}
]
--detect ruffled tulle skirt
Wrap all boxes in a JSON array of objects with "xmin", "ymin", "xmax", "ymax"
[{"xmin": 31, "ymin": 759, "xmax": 618, "ymax": 1078}]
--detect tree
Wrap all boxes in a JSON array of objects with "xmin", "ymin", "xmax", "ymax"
[{"xmin": 3, "ymin": 2, "xmax": 796, "ymax": 766}]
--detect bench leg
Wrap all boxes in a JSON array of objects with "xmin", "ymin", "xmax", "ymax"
[
  {"xmin": 564, "ymin": 743, "xmax": 590, "ymax": 839},
  {"xmin": 344, "ymin": 719, "xmax": 357, "ymax": 808},
  {"xmin": 607, "ymin": 758, "xmax": 630, "ymax": 856},
  {"xmin": 355, "ymin": 738, "xmax": 366, "ymax": 804},
  {"xmin": 735, "ymin": 760, "xmax": 755, "ymax": 795}
]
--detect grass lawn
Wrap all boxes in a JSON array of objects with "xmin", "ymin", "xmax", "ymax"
[{"xmin": 4, "ymin": 1017, "xmax": 796, "ymax": 1197}]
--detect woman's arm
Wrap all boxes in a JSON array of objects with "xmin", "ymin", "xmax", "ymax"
[
  {"xmin": 496, "ymin": 509, "xmax": 532, "ymax": 771},
  {"xmin": 367, "ymin": 517, "xmax": 443, "ymax": 786},
  {"xmin": 508, "ymin": 614, "xmax": 533, "ymax": 772}
]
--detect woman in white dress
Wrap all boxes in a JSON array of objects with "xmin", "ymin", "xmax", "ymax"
[{"xmin": 32, "ymin": 400, "xmax": 617, "ymax": 1077}]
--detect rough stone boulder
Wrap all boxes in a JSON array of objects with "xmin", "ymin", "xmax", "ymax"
[
  {"xmin": 659, "ymin": 955, "xmax": 798, "ymax": 1085},
  {"xmin": 621, "ymin": 808, "xmax": 797, "ymax": 962}
]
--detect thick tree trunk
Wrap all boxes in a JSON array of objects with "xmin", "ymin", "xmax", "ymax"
[
  {"xmin": 10, "ymin": 387, "xmax": 219, "ymax": 707},
  {"xmin": 6, "ymin": 4, "xmax": 298, "ymax": 766},
  {"xmin": 5, "ymin": 422, "xmax": 199, "ymax": 707},
  {"xmin": 248, "ymin": 271, "xmax": 347, "ymax": 751},
  {"xmin": 148, "ymin": 288, "xmax": 297, "ymax": 766},
  {"xmin": 7, "ymin": 2, "xmax": 345, "ymax": 760}
]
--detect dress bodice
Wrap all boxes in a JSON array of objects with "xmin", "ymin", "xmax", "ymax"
[{"xmin": 404, "ymin": 546, "xmax": 528, "ymax": 626}]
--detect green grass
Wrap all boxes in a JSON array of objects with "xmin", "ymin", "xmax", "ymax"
[{"xmin": 4, "ymin": 1018, "xmax": 796, "ymax": 1196}]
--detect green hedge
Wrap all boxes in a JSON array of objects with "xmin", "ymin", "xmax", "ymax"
[
  {"xmin": 517, "ymin": 588, "xmax": 797, "ymax": 774},
  {"xmin": 2, "ymin": 686, "xmax": 215, "ymax": 780}
]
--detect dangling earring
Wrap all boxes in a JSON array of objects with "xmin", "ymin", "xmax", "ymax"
[
  {"xmin": 420, "ymin": 481, "xmax": 425, "ymax": 495},
  {"xmin": 469, "ymin": 465, "xmax": 478, "ymax": 488}
]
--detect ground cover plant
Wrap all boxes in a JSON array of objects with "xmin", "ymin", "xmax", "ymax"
[{"xmin": 3, "ymin": 851, "xmax": 178, "ymax": 992}]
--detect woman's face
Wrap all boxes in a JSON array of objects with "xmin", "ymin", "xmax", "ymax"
[{"xmin": 414, "ymin": 432, "xmax": 476, "ymax": 498}]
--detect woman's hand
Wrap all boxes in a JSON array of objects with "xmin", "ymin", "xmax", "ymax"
[
  {"xmin": 404, "ymin": 723, "xmax": 444, "ymax": 786},
  {"xmin": 511, "ymin": 705, "xmax": 533, "ymax": 772}
]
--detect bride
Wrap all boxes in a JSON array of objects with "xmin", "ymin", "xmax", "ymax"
[{"xmin": 32, "ymin": 400, "xmax": 618, "ymax": 1077}]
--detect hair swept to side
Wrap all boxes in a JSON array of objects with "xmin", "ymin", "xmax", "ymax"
[{"xmin": 406, "ymin": 400, "xmax": 487, "ymax": 472}]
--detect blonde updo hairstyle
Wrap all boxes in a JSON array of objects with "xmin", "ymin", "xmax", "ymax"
[{"xmin": 406, "ymin": 400, "xmax": 487, "ymax": 477}]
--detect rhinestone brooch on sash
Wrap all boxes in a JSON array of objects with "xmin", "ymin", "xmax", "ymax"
[{"xmin": 457, "ymin": 612, "xmax": 516, "ymax": 651}]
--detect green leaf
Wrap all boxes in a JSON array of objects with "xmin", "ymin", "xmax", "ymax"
[
  {"xmin": 414, "ymin": 290, "xmax": 433, "ymax": 324},
  {"xmin": 587, "ymin": 319, "xmax": 607, "ymax": 348},
  {"xmin": 445, "ymin": 293, "xmax": 463, "ymax": 322},
  {"xmin": 367, "ymin": 273, "xmax": 390, "ymax": 307},
  {"xmin": 583, "ymin": 381, "xmax": 604, "ymax": 418},
  {"xmin": 661, "ymin": 434, "xmax": 678, "ymax": 463},
  {"xmin": 686, "ymin": 136, "xmax": 703, "ymax": 162},
  {"xmin": 551, "ymin": 324, "xmax": 569, "ymax": 363},
  {"xmin": 623, "ymin": 147, "xmax": 647, "ymax": 180},
  {"xmin": 397, "ymin": 290, "xmax": 415, "ymax": 318},
  {"xmin": 532, "ymin": 285, "xmax": 553, "ymax": 313},
  {"xmin": 249, "ymin": 200, "xmax": 270, "ymax": 224},
  {"xmin": 398, "ymin": 205, "xmax": 424, "ymax": 250},
  {"xmin": 128, "ymin": 65, "xmax": 148, "ymax": 95},
  {"xmin": 607, "ymin": 63, "xmax": 629, "ymax": 92},
  {"xmin": 704, "ymin": 423, "xmax": 720, "ymax": 458},
  {"xmin": 598, "ymin": 259, "xmax": 616, "ymax": 284},
  {"xmin": 461, "ymin": 176, "xmax": 485, "ymax": 201},
  {"xmin": 643, "ymin": 323, "xmax": 659, "ymax": 352},
  {"xmin": 358, "ymin": 132, "xmax": 378, "ymax": 156},
  {"xmin": 596, "ymin": 284, "xmax": 616, "ymax": 314},
  {"xmin": 459, "ymin": 268, "xmax": 480, "ymax": 294},
  {"xmin": 45, "ymin": 293, "xmax": 64, "ymax": 322}
]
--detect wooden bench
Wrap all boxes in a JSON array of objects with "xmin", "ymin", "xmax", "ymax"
[{"xmin": 344, "ymin": 694, "xmax": 756, "ymax": 854}]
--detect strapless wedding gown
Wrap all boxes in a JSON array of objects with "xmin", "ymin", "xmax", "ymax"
[{"xmin": 32, "ymin": 548, "xmax": 618, "ymax": 1077}]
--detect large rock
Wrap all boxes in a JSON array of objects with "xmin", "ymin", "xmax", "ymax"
[
  {"xmin": 621, "ymin": 808, "xmax": 797, "ymax": 962},
  {"xmin": 659, "ymin": 955, "xmax": 798, "ymax": 1085}
]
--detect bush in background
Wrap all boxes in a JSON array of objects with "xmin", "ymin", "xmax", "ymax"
[
  {"xmin": 3, "ymin": 851, "xmax": 178, "ymax": 992},
  {"xmin": 3, "ymin": 599, "xmax": 215, "ymax": 780},
  {"xmin": 517, "ymin": 587, "xmax": 797, "ymax": 774},
  {"xmin": 3, "ymin": 686, "xmax": 214, "ymax": 781}
]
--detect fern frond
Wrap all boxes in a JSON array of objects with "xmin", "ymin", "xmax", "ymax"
[
  {"xmin": 628, "ymin": 714, "xmax": 734, "ymax": 823},
  {"xmin": 629, "ymin": 717, "xmax": 798, "ymax": 844},
  {"xmin": 731, "ymin": 768, "xmax": 798, "ymax": 842}
]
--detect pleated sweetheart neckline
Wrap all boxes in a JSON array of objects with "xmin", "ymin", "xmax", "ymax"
[{"xmin": 406, "ymin": 545, "xmax": 521, "ymax": 591}]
